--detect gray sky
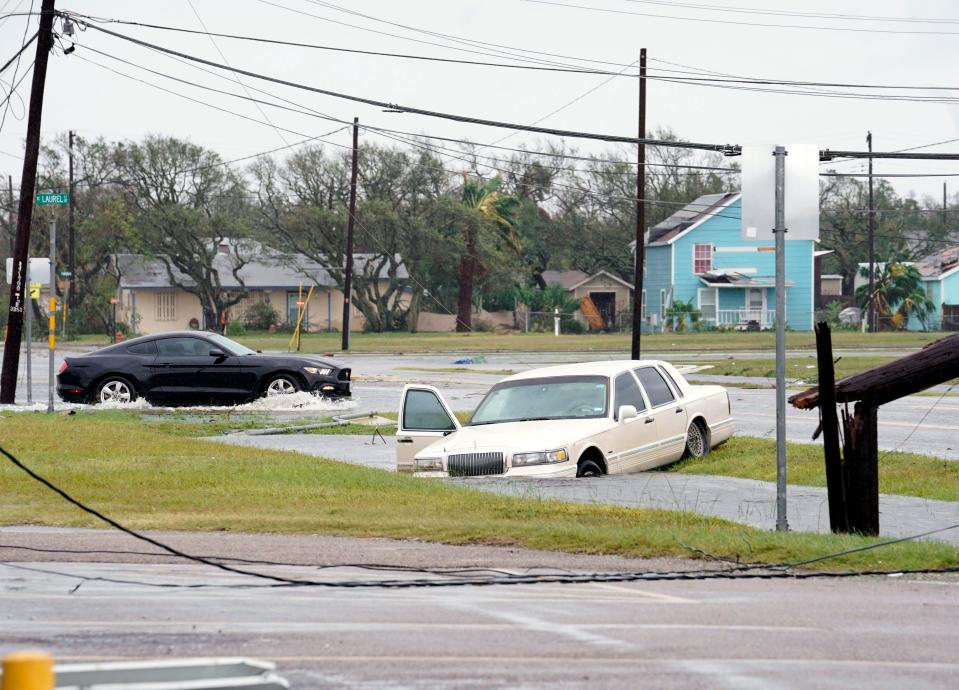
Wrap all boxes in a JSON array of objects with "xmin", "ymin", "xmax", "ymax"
[{"xmin": 2, "ymin": 0, "xmax": 959, "ymax": 204}]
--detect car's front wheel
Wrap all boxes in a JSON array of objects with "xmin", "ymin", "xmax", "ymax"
[
  {"xmin": 683, "ymin": 420, "xmax": 709, "ymax": 458},
  {"xmin": 576, "ymin": 459, "xmax": 604, "ymax": 478},
  {"xmin": 95, "ymin": 377, "xmax": 138, "ymax": 405},
  {"xmin": 264, "ymin": 374, "xmax": 301, "ymax": 397}
]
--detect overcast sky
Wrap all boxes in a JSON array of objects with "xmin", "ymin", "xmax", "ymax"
[{"xmin": 2, "ymin": 0, "xmax": 959, "ymax": 204}]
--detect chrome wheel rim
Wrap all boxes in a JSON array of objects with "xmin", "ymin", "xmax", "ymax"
[
  {"xmin": 100, "ymin": 380, "xmax": 132, "ymax": 404},
  {"xmin": 686, "ymin": 423, "xmax": 705, "ymax": 457},
  {"xmin": 267, "ymin": 378, "xmax": 296, "ymax": 396}
]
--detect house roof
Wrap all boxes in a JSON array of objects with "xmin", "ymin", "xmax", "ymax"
[
  {"xmin": 699, "ymin": 271, "xmax": 794, "ymax": 289},
  {"xmin": 646, "ymin": 192, "xmax": 740, "ymax": 245},
  {"xmin": 916, "ymin": 246, "xmax": 959, "ymax": 279},
  {"xmin": 567, "ymin": 270, "xmax": 634, "ymax": 292},
  {"xmin": 114, "ymin": 240, "xmax": 407, "ymax": 290},
  {"xmin": 541, "ymin": 269, "xmax": 589, "ymax": 290}
]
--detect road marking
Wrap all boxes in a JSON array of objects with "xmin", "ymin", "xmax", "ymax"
[{"xmin": 588, "ymin": 582, "xmax": 697, "ymax": 603}]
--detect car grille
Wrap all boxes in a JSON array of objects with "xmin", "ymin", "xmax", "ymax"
[{"xmin": 447, "ymin": 452, "xmax": 505, "ymax": 477}]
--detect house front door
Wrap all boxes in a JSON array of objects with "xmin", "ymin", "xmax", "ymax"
[
  {"xmin": 590, "ymin": 292, "xmax": 616, "ymax": 329},
  {"xmin": 745, "ymin": 288, "xmax": 766, "ymax": 326}
]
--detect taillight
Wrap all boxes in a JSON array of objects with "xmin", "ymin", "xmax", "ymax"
[{"xmin": 57, "ymin": 361, "xmax": 68, "ymax": 374}]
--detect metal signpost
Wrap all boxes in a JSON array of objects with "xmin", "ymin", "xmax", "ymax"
[
  {"xmin": 741, "ymin": 145, "xmax": 820, "ymax": 532},
  {"xmin": 37, "ymin": 192, "xmax": 67, "ymax": 413}
]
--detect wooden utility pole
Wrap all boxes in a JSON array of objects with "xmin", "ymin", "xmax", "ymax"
[
  {"xmin": 68, "ymin": 129, "xmax": 75, "ymax": 307},
  {"xmin": 630, "ymin": 48, "xmax": 646, "ymax": 360},
  {"xmin": 0, "ymin": 0, "xmax": 57, "ymax": 404},
  {"xmin": 341, "ymin": 116, "xmax": 358, "ymax": 351},
  {"xmin": 5, "ymin": 176, "xmax": 13, "ymax": 256},
  {"xmin": 814, "ymin": 322, "xmax": 847, "ymax": 533},
  {"xmin": 943, "ymin": 181, "xmax": 948, "ymax": 227},
  {"xmin": 866, "ymin": 131, "xmax": 876, "ymax": 333}
]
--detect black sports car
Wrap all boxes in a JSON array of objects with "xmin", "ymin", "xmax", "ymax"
[{"xmin": 57, "ymin": 331, "xmax": 350, "ymax": 406}]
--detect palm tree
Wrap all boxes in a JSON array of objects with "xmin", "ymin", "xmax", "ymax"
[
  {"xmin": 856, "ymin": 252, "xmax": 935, "ymax": 330},
  {"xmin": 665, "ymin": 299, "xmax": 701, "ymax": 333},
  {"xmin": 456, "ymin": 177, "xmax": 519, "ymax": 332}
]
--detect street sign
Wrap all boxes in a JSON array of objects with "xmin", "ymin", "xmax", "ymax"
[
  {"xmin": 36, "ymin": 192, "xmax": 69, "ymax": 205},
  {"xmin": 741, "ymin": 144, "xmax": 820, "ymax": 241},
  {"xmin": 5, "ymin": 257, "xmax": 51, "ymax": 286},
  {"xmin": 29, "ymin": 283, "xmax": 41, "ymax": 299}
]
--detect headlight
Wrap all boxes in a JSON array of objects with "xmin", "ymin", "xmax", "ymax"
[
  {"xmin": 414, "ymin": 456, "xmax": 443, "ymax": 471},
  {"xmin": 512, "ymin": 448, "xmax": 569, "ymax": 467},
  {"xmin": 303, "ymin": 366, "xmax": 333, "ymax": 376}
]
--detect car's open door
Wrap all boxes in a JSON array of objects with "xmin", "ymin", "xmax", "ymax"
[{"xmin": 396, "ymin": 384, "xmax": 461, "ymax": 472}]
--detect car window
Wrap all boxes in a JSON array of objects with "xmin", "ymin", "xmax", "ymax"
[
  {"xmin": 469, "ymin": 376, "xmax": 608, "ymax": 425},
  {"xmin": 403, "ymin": 389, "xmax": 455, "ymax": 431},
  {"xmin": 614, "ymin": 372, "xmax": 646, "ymax": 419},
  {"xmin": 156, "ymin": 337, "xmax": 212, "ymax": 357},
  {"xmin": 635, "ymin": 367, "xmax": 675, "ymax": 407},
  {"xmin": 126, "ymin": 341, "xmax": 157, "ymax": 356},
  {"xmin": 659, "ymin": 366, "xmax": 684, "ymax": 399}
]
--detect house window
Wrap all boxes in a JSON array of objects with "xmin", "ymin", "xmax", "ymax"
[
  {"xmin": 698, "ymin": 287, "xmax": 717, "ymax": 321},
  {"xmin": 693, "ymin": 244, "xmax": 713, "ymax": 275},
  {"xmin": 155, "ymin": 291, "xmax": 176, "ymax": 321},
  {"xmin": 660, "ymin": 289, "xmax": 672, "ymax": 320}
]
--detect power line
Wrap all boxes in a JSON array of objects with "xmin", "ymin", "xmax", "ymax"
[
  {"xmin": 59, "ymin": 11, "xmax": 634, "ymax": 77},
  {"xmin": 0, "ymin": 0, "xmax": 33, "ymax": 134},
  {"xmin": 0, "ymin": 28, "xmax": 36, "ymax": 74},
  {"xmin": 525, "ymin": 0, "xmax": 959, "ymax": 35},
  {"xmin": 72, "ymin": 17, "xmax": 741, "ymax": 154},
  {"xmin": 621, "ymin": 0, "xmax": 959, "ymax": 26}
]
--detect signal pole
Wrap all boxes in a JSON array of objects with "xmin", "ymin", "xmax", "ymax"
[
  {"xmin": 341, "ymin": 117, "xmax": 358, "ymax": 351},
  {"xmin": 0, "ymin": 0, "xmax": 57, "ymax": 404},
  {"xmin": 866, "ymin": 131, "xmax": 876, "ymax": 333},
  {"xmin": 630, "ymin": 48, "xmax": 646, "ymax": 360}
]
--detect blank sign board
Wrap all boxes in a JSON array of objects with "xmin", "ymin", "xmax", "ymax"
[
  {"xmin": 4, "ymin": 257, "xmax": 51, "ymax": 286},
  {"xmin": 740, "ymin": 144, "xmax": 820, "ymax": 241}
]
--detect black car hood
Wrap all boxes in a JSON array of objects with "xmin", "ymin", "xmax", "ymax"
[{"xmin": 260, "ymin": 354, "xmax": 338, "ymax": 368}]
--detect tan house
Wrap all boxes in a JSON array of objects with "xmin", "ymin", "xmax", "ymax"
[
  {"xmin": 542, "ymin": 269, "xmax": 634, "ymax": 330},
  {"xmin": 112, "ymin": 241, "xmax": 407, "ymax": 335}
]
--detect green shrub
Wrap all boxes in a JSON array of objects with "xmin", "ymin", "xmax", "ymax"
[
  {"xmin": 243, "ymin": 300, "xmax": 280, "ymax": 331},
  {"xmin": 225, "ymin": 319, "xmax": 247, "ymax": 336}
]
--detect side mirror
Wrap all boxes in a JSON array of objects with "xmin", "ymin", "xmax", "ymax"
[
  {"xmin": 209, "ymin": 349, "xmax": 227, "ymax": 358},
  {"xmin": 618, "ymin": 405, "xmax": 638, "ymax": 423}
]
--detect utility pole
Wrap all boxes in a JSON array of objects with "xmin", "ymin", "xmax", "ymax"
[
  {"xmin": 341, "ymin": 116, "xmax": 358, "ymax": 351},
  {"xmin": 866, "ymin": 131, "xmax": 876, "ymax": 334},
  {"xmin": 630, "ymin": 48, "xmax": 646, "ymax": 361},
  {"xmin": 943, "ymin": 181, "xmax": 948, "ymax": 228},
  {"xmin": 5, "ymin": 176, "xmax": 13, "ymax": 256},
  {"xmin": 68, "ymin": 129, "xmax": 75, "ymax": 307},
  {"xmin": 774, "ymin": 145, "xmax": 788, "ymax": 532},
  {"xmin": 0, "ymin": 0, "xmax": 57, "ymax": 404}
]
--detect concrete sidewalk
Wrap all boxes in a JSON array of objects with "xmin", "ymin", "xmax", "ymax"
[{"xmin": 211, "ymin": 433, "xmax": 959, "ymax": 545}]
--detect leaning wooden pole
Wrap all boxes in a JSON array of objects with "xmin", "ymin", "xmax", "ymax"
[{"xmin": 814, "ymin": 321, "xmax": 848, "ymax": 533}]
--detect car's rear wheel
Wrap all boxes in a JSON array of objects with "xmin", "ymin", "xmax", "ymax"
[
  {"xmin": 264, "ymin": 374, "xmax": 300, "ymax": 397},
  {"xmin": 576, "ymin": 459, "xmax": 604, "ymax": 478},
  {"xmin": 684, "ymin": 420, "xmax": 708, "ymax": 458},
  {"xmin": 95, "ymin": 377, "xmax": 138, "ymax": 405}
]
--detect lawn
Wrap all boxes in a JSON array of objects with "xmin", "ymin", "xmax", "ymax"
[
  {"xmin": 1, "ymin": 411, "xmax": 957, "ymax": 571},
  {"xmin": 212, "ymin": 330, "xmax": 945, "ymax": 355},
  {"xmin": 671, "ymin": 436, "xmax": 959, "ymax": 503},
  {"xmin": 688, "ymin": 355, "xmax": 896, "ymax": 382}
]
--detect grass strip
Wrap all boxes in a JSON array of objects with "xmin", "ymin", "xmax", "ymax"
[
  {"xmin": 671, "ymin": 436, "xmax": 959, "ymax": 503},
  {"xmin": 1, "ymin": 413, "xmax": 957, "ymax": 571}
]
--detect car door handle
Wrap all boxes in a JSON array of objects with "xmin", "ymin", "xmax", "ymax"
[
  {"xmin": 397, "ymin": 437, "xmax": 414, "ymax": 444},
  {"xmin": 644, "ymin": 418, "xmax": 655, "ymax": 424},
  {"xmin": 675, "ymin": 408, "xmax": 684, "ymax": 414}
]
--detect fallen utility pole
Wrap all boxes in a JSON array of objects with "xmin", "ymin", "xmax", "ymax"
[
  {"xmin": 0, "ymin": 0, "xmax": 57, "ymax": 405},
  {"xmin": 630, "ymin": 48, "xmax": 646, "ymax": 360},
  {"xmin": 341, "ymin": 116, "xmax": 358, "ymax": 351},
  {"xmin": 790, "ymin": 333, "xmax": 959, "ymax": 535},
  {"xmin": 813, "ymin": 321, "xmax": 847, "ymax": 532}
]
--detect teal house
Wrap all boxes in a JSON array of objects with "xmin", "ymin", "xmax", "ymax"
[
  {"xmin": 639, "ymin": 192, "xmax": 816, "ymax": 331},
  {"xmin": 909, "ymin": 248, "xmax": 959, "ymax": 331}
]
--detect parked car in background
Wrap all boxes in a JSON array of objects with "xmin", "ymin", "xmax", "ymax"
[
  {"xmin": 396, "ymin": 361, "xmax": 733, "ymax": 477},
  {"xmin": 57, "ymin": 331, "xmax": 350, "ymax": 406}
]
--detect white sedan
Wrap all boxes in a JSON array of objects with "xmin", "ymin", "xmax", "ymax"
[{"xmin": 396, "ymin": 360, "xmax": 734, "ymax": 478}]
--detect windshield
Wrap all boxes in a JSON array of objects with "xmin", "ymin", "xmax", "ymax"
[
  {"xmin": 207, "ymin": 333, "xmax": 256, "ymax": 356},
  {"xmin": 469, "ymin": 375, "xmax": 609, "ymax": 426}
]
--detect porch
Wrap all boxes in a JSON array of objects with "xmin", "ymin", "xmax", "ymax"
[{"xmin": 697, "ymin": 272, "xmax": 788, "ymax": 330}]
